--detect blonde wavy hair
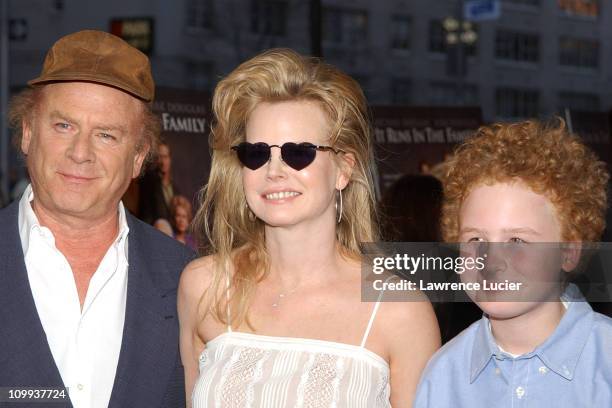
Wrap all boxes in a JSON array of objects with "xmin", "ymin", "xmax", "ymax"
[
  {"xmin": 192, "ymin": 48, "xmax": 378, "ymax": 328},
  {"xmin": 442, "ymin": 119, "xmax": 609, "ymax": 242}
]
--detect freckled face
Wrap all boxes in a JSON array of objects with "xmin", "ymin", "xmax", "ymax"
[
  {"xmin": 458, "ymin": 182, "xmax": 566, "ymax": 318},
  {"xmin": 242, "ymin": 101, "xmax": 349, "ymax": 229},
  {"xmin": 22, "ymin": 82, "xmax": 147, "ymax": 221}
]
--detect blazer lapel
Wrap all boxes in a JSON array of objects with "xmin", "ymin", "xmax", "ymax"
[{"xmin": 108, "ymin": 216, "xmax": 181, "ymax": 407}]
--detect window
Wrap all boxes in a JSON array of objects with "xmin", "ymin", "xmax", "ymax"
[
  {"xmin": 185, "ymin": 61, "xmax": 214, "ymax": 91},
  {"xmin": 496, "ymin": 88, "xmax": 539, "ymax": 118},
  {"xmin": 323, "ymin": 8, "xmax": 368, "ymax": 45},
  {"xmin": 429, "ymin": 20, "xmax": 446, "ymax": 53},
  {"xmin": 352, "ymin": 75, "xmax": 369, "ymax": 92},
  {"xmin": 559, "ymin": 37, "xmax": 599, "ymax": 69},
  {"xmin": 251, "ymin": 0, "xmax": 288, "ymax": 36},
  {"xmin": 558, "ymin": 0, "xmax": 599, "ymax": 18},
  {"xmin": 495, "ymin": 30, "xmax": 539, "ymax": 62},
  {"xmin": 186, "ymin": 0, "xmax": 214, "ymax": 30},
  {"xmin": 429, "ymin": 20, "xmax": 477, "ymax": 56},
  {"xmin": 429, "ymin": 82, "xmax": 479, "ymax": 106},
  {"xmin": 391, "ymin": 79, "xmax": 411, "ymax": 104},
  {"xmin": 53, "ymin": 0, "xmax": 64, "ymax": 11},
  {"xmin": 558, "ymin": 91, "xmax": 600, "ymax": 111},
  {"xmin": 8, "ymin": 18, "xmax": 28, "ymax": 41},
  {"xmin": 390, "ymin": 15, "xmax": 411, "ymax": 51},
  {"xmin": 504, "ymin": 0, "xmax": 540, "ymax": 6}
]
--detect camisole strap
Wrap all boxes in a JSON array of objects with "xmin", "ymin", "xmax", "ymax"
[
  {"xmin": 225, "ymin": 270, "xmax": 232, "ymax": 333},
  {"xmin": 360, "ymin": 288, "xmax": 386, "ymax": 348}
]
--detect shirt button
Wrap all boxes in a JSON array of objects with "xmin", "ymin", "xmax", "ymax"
[
  {"xmin": 515, "ymin": 386, "xmax": 525, "ymax": 399},
  {"xmin": 539, "ymin": 366, "xmax": 548, "ymax": 374},
  {"xmin": 494, "ymin": 368, "xmax": 501, "ymax": 375},
  {"xmin": 77, "ymin": 384, "xmax": 84, "ymax": 391}
]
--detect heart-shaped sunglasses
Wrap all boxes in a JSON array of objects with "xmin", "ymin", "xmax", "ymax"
[{"xmin": 231, "ymin": 142, "xmax": 345, "ymax": 171}]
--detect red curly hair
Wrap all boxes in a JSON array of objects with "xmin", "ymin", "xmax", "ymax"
[{"xmin": 442, "ymin": 119, "xmax": 609, "ymax": 242}]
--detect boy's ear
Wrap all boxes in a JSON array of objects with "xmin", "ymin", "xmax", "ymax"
[
  {"xmin": 561, "ymin": 242, "xmax": 582, "ymax": 272},
  {"xmin": 336, "ymin": 152, "xmax": 356, "ymax": 190}
]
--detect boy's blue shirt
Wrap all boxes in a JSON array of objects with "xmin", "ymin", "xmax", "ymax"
[{"xmin": 415, "ymin": 285, "xmax": 612, "ymax": 407}]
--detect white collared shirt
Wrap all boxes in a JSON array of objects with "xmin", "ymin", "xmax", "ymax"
[{"xmin": 18, "ymin": 184, "xmax": 129, "ymax": 408}]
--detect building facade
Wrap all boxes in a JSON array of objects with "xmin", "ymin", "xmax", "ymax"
[{"xmin": 4, "ymin": 0, "xmax": 610, "ymax": 122}]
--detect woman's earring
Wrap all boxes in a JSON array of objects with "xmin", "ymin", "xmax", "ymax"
[{"xmin": 335, "ymin": 189, "xmax": 343, "ymax": 224}]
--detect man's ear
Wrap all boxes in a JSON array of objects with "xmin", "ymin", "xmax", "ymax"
[
  {"xmin": 132, "ymin": 144, "xmax": 150, "ymax": 179},
  {"xmin": 561, "ymin": 242, "xmax": 582, "ymax": 272},
  {"xmin": 21, "ymin": 119, "xmax": 32, "ymax": 155},
  {"xmin": 336, "ymin": 152, "xmax": 356, "ymax": 190}
]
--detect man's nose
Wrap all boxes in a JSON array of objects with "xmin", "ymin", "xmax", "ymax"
[{"xmin": 66, "ymin": 132, "xmax": 95, "ymax": 163}]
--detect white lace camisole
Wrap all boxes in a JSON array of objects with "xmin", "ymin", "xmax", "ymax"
[{"xmin": 192, "ymin": 298, "xmax": 391, "ymax": 407}]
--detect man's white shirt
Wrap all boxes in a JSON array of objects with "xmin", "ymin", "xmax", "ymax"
[{"xmin": 18, "ymin": 184, "xmax": 129, "ymax": 408}]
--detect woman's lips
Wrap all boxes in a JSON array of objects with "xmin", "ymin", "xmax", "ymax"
[{"xmin": 262, "ymin": 191, "xmax": 301, "ymax": 201}]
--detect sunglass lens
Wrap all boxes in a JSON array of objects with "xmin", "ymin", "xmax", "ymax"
[
  {"xmin": 282, "ymin": 143, "xmax": 316, "ymax": 171},
  {"xmin": 237, "ymin": 142, "xmax": 270, "ymax": 170}
]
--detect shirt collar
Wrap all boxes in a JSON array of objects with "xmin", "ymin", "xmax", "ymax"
[
  {"xmin": 469, "ymin": 284, "xmax": 594, "ymax": 383},
  {"xmin": 470, "ymin": 314, "xmax": 500, "ymax": 383},
  {"xmin": 18, "ymin": 184, "xmax": 130, "ymax": 258},
  {"xmin": 536, "ymin": 285, "xmax": 593, "ymax": 380},
  {"xmin": 18, "ymin": 184, "xmax": 41, "ymax": 256}
]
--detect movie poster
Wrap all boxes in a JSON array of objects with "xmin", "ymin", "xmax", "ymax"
[{"xmin": 371, "ymin": 106, "xmax": 483, "ymax": 194}]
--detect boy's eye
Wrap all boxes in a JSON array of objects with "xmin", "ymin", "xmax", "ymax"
[
  {"xmin": 467, "ymin": 237, "xmax": 484, "ymax": 243},
  {"xmin": 509, "ymin": 237, "xmax": 526, "ymax": 244}
]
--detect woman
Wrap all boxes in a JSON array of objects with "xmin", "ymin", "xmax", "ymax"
[
  {"xmin": 178, "ymin": 48, "xmax": 440, "ymax": 407},
  {"xmin": 170, "ymin": 195, "xmax": 196, "ymax": 250}
]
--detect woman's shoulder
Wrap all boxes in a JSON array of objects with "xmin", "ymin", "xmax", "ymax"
[
  {"xmin": 379, "ymin": 295, "xmax": 438, "ymax": 329},
  {"xmin": 178, "ymin": 255, "xmax": 217, "ymax": 302},
  {"xmin": 376, "ymin": 294, "xmax": 441, "ymax": 352}
]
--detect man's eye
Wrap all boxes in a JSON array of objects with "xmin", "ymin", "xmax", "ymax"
[
  {"xmin": 99, "ymin": 133, "xmax": 117, "ymax": 141},
  {"xmin": 468, "ymin": 237, "xmax": 483, "ymax": 242},
  {"xmin": 54, "ymin": 122, "xmax": 71, "ymax": 131}
]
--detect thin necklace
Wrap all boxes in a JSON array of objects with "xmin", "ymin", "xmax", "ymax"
[{"xmin": 271, "ymin": 283, "xmax": 300, "ymax": 308}]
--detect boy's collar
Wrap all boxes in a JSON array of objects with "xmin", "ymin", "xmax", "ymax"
[{"xmin": 469, "ymin": 285, "xmax": 594, "ymax": 383}]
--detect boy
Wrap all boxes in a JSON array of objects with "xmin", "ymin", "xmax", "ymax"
[{"xmin": 415, "ymin": 120, "xmax": 612, "ymax": 407}]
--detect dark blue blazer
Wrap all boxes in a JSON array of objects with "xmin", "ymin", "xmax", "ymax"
[{"xmin": 0, "ymin": 199, "xmax": 195, "ymax": 407}]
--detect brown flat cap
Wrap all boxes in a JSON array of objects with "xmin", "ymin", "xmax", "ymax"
[{"xmin": 28, "ymin": 30, "xmax": 154, "ymax": 102}]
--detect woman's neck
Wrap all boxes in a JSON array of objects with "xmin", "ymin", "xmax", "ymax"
[{"xmin": 264, "ymin": 219, "xmax": 345, "ymax": 285}]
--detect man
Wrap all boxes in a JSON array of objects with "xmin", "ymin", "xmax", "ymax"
[
  {"xmin": 0, "ymin": 30, "xmax": 194, "ymax": 408},
  {"xmin": 139, "ymin": 140, "xmax": 180, "ymax": 225}
]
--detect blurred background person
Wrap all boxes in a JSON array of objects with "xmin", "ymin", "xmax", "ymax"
[
  {"xmin": 153, "ymin": 218, "xmax": 174, "ymax": 237},
  {"xmin": 380, "ymin": 174, "xmax": 443, "ymax": 242},
  {"xmin": 139, "ymin": 140, "xmax": 180, "ymax": 224},
  {"xmin": 379, "ymin": 173, "xmax": 481, "ymax": 344},
  {"xmin": 170, "ymin": 195, "xmax": 196, "ymax": 250}
]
